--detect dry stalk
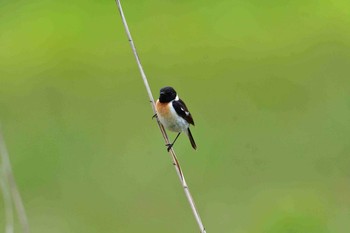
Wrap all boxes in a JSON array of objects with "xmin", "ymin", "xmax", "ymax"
[
  {"xmin": 114, "ymin": 1, "xmax": 206, "ymax": 232},
  {"xmin": 0, "ymin": 166, "xmax": 14, "ymax": 233},
  {"xmin": 0, "ymin": 128, "xmax": 30, "ymax": 233}
]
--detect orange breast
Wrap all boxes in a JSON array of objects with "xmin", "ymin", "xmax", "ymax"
[{"xmin": 156, "ymin": 100, "xmax": 170, "ymax": 117}]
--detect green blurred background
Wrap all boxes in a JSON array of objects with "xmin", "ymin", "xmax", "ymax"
[{"xmin": 1, "ymin": 0, "xmax": 350, "ymax": 232}]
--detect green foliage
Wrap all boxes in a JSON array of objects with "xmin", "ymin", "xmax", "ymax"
[{"xmin": 1, "ymin": 0, "xmax": 350, "ymax": 232}]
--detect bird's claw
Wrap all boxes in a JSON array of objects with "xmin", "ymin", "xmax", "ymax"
[
  {"xmin": 166, "ymin": 143, "xmax": 173, "ymax": 152},
  {"xmin": 152, "ymin": 113, "xmax": 157, "ymax": 119}
]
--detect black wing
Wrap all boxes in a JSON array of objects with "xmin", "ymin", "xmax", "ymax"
[{"xmin": 172, "ymin": 99, "xmax": 195, "ymax": 125}]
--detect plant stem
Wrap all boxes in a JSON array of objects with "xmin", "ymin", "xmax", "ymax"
[
  {"xmin": 0, "ymin": 128, "xmax": 30, "ymax": 233},
  {"xmin": 0, "ymin": 166, "xmax": 14, "ymax": 233},
  {"xmin": 114, "ymin": 1, "xmax": 206, "ymax": 232}
]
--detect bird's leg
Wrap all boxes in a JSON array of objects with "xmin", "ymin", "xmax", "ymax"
[
  {"xmin": 166, "ymin": 132, "xmax": 181, "ymax": 151},
  {"xmin": 152, "ymin": 113, "xmax": 157, "ymax": 119}
]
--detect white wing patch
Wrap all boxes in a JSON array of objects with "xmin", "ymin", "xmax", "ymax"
[{"xmin": 181, "ymin": 107, "xmax": 190, "ymax": 116}]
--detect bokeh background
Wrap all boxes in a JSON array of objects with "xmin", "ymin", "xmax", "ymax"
[{"xmin": 1, "ymin": 0, "xmax": 350, "ymax": 232}]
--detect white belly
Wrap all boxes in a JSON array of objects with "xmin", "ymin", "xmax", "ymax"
[{"xmin": 157, "ymin": 102, "xmax": 189, "ymax": 133}]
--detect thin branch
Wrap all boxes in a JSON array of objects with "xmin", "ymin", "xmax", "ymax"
[
  {"xmin": 114, "ymin": 1, "xmax": 206, "ymax": 232},
  {"xmin": 0, "ymin": 127, "xmax": 30, "ymax": 233},
  {"xmin": 0, "ymin": 166, "xmax": 14, "ymax": 233}
]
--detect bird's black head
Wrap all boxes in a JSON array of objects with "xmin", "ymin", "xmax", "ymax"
[{"xmin": 159, "ymin": 86, "xmax": 177, "ymax": 103}]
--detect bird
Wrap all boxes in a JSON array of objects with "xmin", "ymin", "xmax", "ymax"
[{"xmin": 155, "ymin": 86, "xmax": 196, "ymax": 151}]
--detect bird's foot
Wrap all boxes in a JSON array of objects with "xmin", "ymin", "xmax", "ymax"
[
  {"xmin": 166, "ymin": 143, "xmax": 173, "ymax": 152},
  {"xmin": 152, "ymin": 113, "xmax": 158, "ymax": 119}
]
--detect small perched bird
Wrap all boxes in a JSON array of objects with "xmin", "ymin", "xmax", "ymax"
[{"xmin": 155, "ymin": 86, "xmax": 196, "ymax": 151}]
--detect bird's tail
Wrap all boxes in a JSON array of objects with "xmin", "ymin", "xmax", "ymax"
[{"xmin": 187, "ymin": 128, "xmax": 197, "ymax": 150}]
